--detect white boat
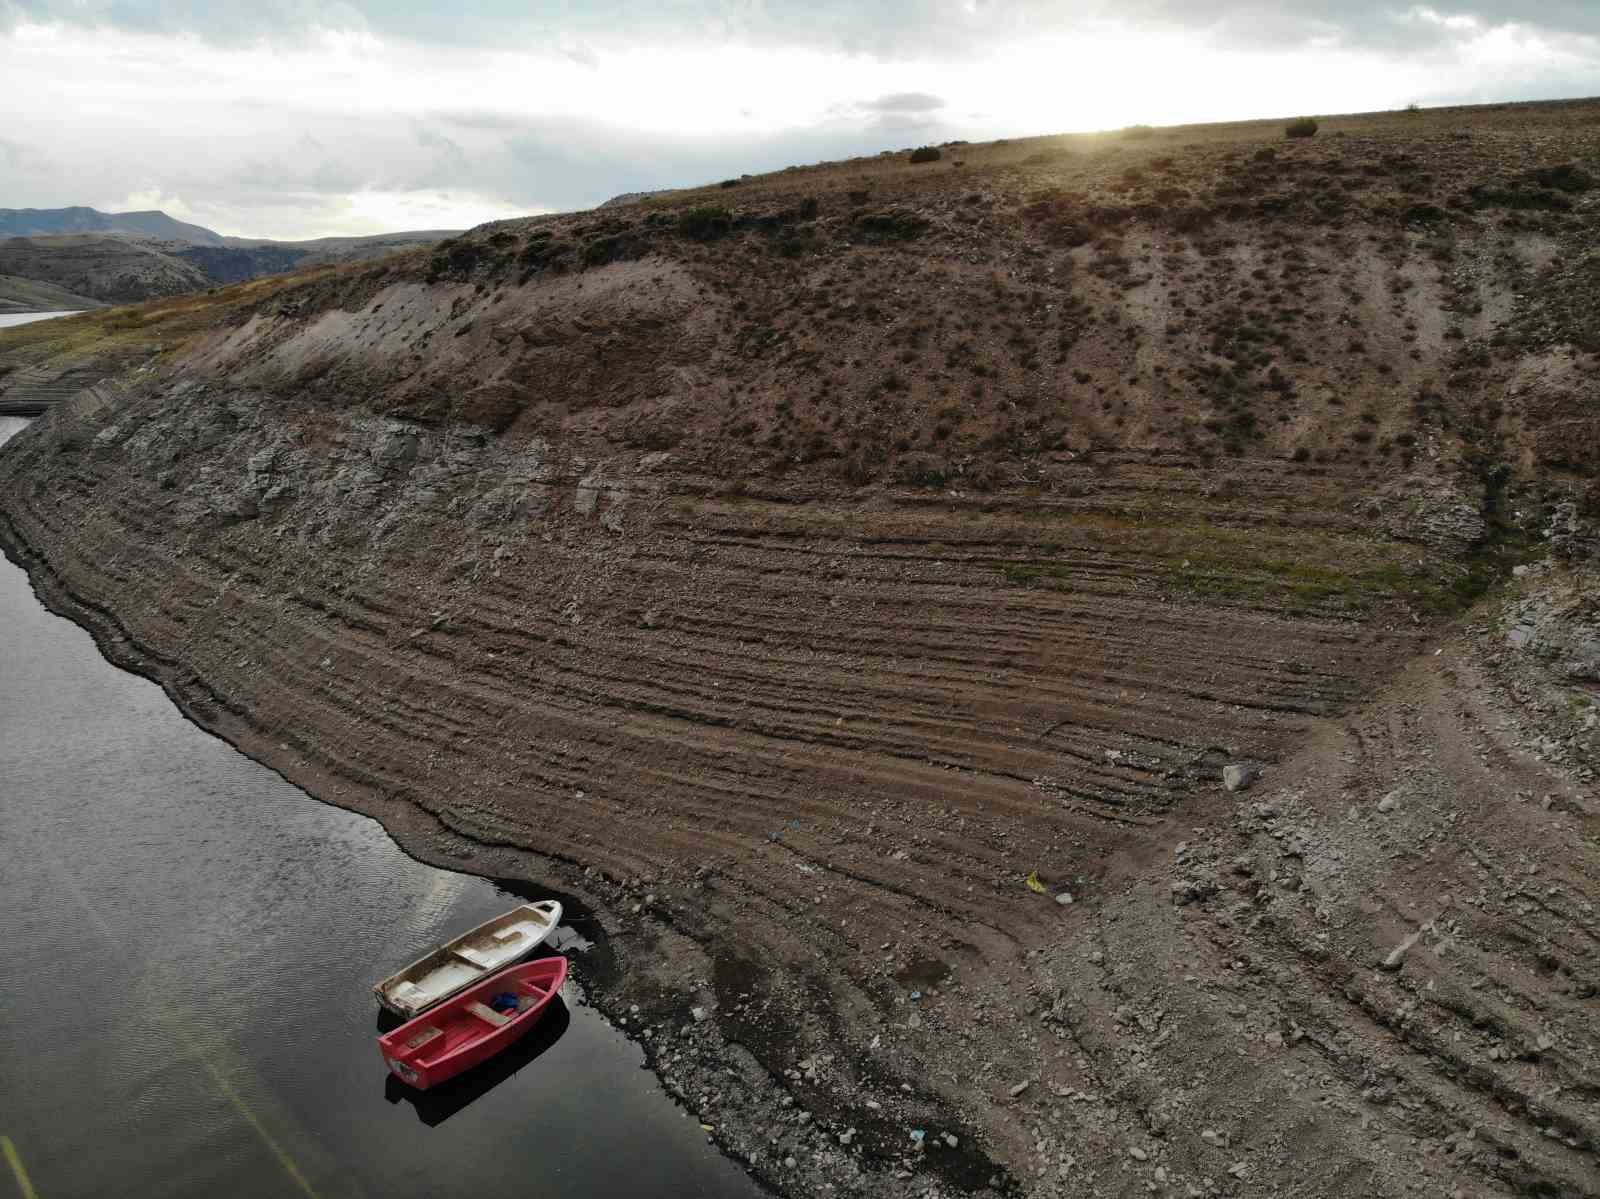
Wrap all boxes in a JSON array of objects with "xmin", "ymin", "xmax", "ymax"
[{"xmin": 373, "ymin": 901, "xmax": 564, "ymax": 1018}]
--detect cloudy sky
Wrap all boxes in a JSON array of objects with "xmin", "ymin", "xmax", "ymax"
[{"xmin": 1, "ymin": 2, "xmax": 1596, "ymax": 239}]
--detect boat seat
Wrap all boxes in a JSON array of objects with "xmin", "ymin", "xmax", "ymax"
[
  {"xmin": 466, "ymin": 1001, "xmax": 512, "ymax": 1027},
  {"xmin": 452, "ymin": 947, "xmax": 493, "ymax": 968},
  {"xmin": 402, "ymin": 1025, "xmax": 444, "ymax": 1051}
]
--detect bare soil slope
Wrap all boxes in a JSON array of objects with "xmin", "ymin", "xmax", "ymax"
[{"xmin": 1, "ymin": 99, "xmax": 1597, "ymax": 1198}]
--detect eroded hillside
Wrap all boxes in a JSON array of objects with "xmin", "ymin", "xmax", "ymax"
[{"xmin": 1, "ymin": 99, "xmax": 1597, "ymax": 1198}]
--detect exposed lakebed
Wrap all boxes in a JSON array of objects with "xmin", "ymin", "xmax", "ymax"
[{"xmin": 0, "ymin": 418, "xmax": 759, "ymax": 1198}]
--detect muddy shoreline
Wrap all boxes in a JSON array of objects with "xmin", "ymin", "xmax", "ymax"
[
  {"xmin": 0, "ymin": 504, "xmax": 1004, "ymax": 1199},
  {"xmin": 7, "ymin": 480, "xmax": 1598, "ymax": 1196}
]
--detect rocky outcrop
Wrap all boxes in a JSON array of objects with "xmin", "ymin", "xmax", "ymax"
[
  {"xmin": 1504, "ymin": 569, "xmax": 1600, "ymax": 687},
  {"xmin": 1369, "ymin": 471, "xmax": 1488, "ymax": 557}
]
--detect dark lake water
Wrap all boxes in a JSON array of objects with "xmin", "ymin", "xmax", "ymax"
[{"xmin": 0, "ymin": 419, "xmax": 760, "ymax": 1198}]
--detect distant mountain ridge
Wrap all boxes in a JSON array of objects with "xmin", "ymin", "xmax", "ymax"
[
  {"xmin": 0, "ymin": 206, "xmax": 229, "ymax": 246},
  {"xmin": 0, "ymin": 207, "xmax": 461, "ymax": 309}
]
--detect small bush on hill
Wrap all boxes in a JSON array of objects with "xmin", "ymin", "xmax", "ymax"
[
  {"xmin": 894, "ymin": 452, "xmax": 948, "ymax": 487},
  {"xmin": 1400, "ymin": 202, "xmax": 1446, "ymax": 226},
  {"xmin": 854, "ymin": 209, "xmax": 930, "ymax": 240},
  {"xmin": 1525, "ymin": 163, "xmax": 1594, "ymax": 193},
  {"xmin": 582, "ymin": 234, "xmax": 641, "ymax": 266},
  {"xmin": 679, "ymin": 205, "xmax": 733, "ymax": 240},
  {"xmin": 909, "ymin": 146, "xmax": 942, "ymax": 163},
  {"xmin": 1463, "ymin": 183, "xmax": 1573, "ymax": 212},
  {"xmin": 1285, "ymin": 118, "xmax": 1319, "ymax": 139}
]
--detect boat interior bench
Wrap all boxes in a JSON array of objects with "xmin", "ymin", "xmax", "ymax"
[
  {"xmin": 402, "ymin": 1025, "xmax": 445, "ymax": 1051},
  {"xmin": 466, "ymin": 1001, "xmax": 512, "ymax": 1027}
]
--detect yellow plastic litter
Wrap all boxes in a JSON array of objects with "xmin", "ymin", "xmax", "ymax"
[{"xmin": 1024, "ymin": 871, "xmax": 1047, "ymax": 894}]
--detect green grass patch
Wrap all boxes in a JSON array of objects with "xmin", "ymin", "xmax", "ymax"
[
  {"xmin": 652, "ymin": 497, "xmax": 1497, "ymax": 623},
  {"xmin": 1157, "ymin": 541, "xmax": 1488, "ymax": 617},
  {"xmin": 0, "ymin": 273, "xmax": 315, "ymax": 374}
]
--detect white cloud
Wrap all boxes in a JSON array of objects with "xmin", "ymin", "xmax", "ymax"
[
  {"xmin": 0, "ymin": 11, "xmax": 1595, "ymax": 239},
  {"xmin": 114, "ymin": 188, "xmax": 201, "ymax": 220},
  {"xmin": 335, "ymin": 189, "xmax": 536, "ymax": 235}
]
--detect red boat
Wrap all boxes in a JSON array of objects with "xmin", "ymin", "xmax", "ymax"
[{"xmin": 378, "ymin": 957, "xmax": 568, "ymax": 1090}]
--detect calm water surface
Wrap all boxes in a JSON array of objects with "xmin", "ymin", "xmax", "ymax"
[
  {"xmin": 0, "ymin": 311, "xmax": 81, "ymax": 328},
  {"xmin": 0, "ymin": 418, "xmax": 758, "ymax": 1197}
]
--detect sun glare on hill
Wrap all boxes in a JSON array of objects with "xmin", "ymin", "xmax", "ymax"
[
  {"xmin": 333, "ymin": 190, "xmax": 540, "ymax": 237},
  {"xmin": 3, "ymin": 10, "xmax": 1596, "ymax": 237}
]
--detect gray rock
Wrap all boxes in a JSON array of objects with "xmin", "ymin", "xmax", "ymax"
[
  {"xmin": 1170, "ymin": 878, "xmax": 1218, "ymax": 906},
  {"xmin": 1008, "ymin": 1081, "xmax": 1031, "ymax": 1098},
  {"xmin": 1547, "ymin": 500, "xmax": 1596, "ymax": 561},
  {"xmin": 1223, "ymin": 764, "xmax": 1256, "ymax": 792},
  {"xmin": 374, "ymin": 420, "xmax": 419, "ymax": 469},
  {"xmin": 1374, "ymin": 472, "xmax": 1488, "ymax": 556},
  {"xmin": 1501, "ymin": 586, "xmax": 1600, "ymax": 683},
  {"xmin": 1380, "ymin": 928, "xmax": 1424, "ymax": 971},
  {"xmin": 575, "ymin": 471, "xmax": 604, "ymax": 515}
]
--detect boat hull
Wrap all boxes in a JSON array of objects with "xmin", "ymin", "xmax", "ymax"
[
  {"xmin": 373, "ymin": 900, "xmax": 563, "ymax": 1017},
  {"xmin": 378, "ymin": 957, "xmax": 568, "ymax": 1091}
]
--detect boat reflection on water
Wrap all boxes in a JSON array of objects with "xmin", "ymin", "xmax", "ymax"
[{"xmin": 382, "ymin": 996, "xmax": 573, "ymax": 1127}]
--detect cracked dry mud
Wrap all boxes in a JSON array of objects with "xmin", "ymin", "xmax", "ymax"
[{"xmin": 2, "ymin": 97, "xmax": 1598, "ymax": 1197}]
